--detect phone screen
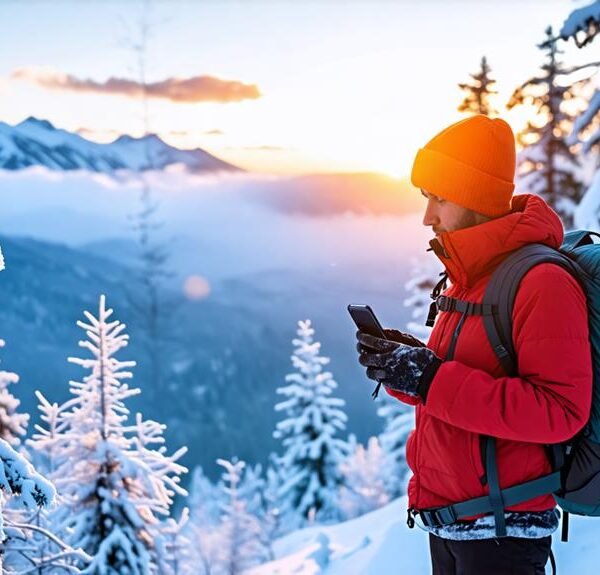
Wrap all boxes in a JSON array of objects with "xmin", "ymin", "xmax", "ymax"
[{"xmin": 347, "ymin": 304, "xmax": 387, "ymax": 339}]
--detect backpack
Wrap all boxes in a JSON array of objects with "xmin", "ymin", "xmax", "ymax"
[{"xmin": 418, "ymin": 230, "xmax": 600, "ymax": 544}]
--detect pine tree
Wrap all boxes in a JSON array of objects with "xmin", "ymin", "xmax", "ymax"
[
  {"xmin": 0, "ymin": 339, "xmax": 28, "ymax": 447},
  {"xmin": 377, "ymin": 398, "xmax": 415, "ymax": 499},
  {"xmin": 558, "ymin": 2, "xmax": 600, "ymax": 229},
  {"xmin": 458, "ymin": 56, "xmax": 499, "ymax": 117},
  {"xmin": 153, "ymin": 508, "xmax": 195, "ymax": 575},
  {"xmin": 122, "ymin": 0, "xmax": 180, "ymax": 395},
  {"xmin": 236, "ymin": 461, "xmax": 279, "ymax": 562},
  {"xmin": 185, "ymin": 466, "xmax": 224, "ymax": 574},
  {"xmin": 187, "ymin": 466, "xmax": 222, "ymax": 528},
  {"xmin": 338, "ymin": 436, "xmax": 392, "ymax": 519},
  {"xmin": 29, "ymin": 295, "xmax": 187, "ymax": 575},
  {"xmin": 507, "ymin": 26, "xmax": 597, "ymax": 228},
  {"xmin": 273, "ymin": 320, "xmax": 351, "ymax": 529},
  {"xmin": 126, "ymin": 188, "xmax": 179, "ymax": 395},
  {"xmin": 260, "ymin": 463, "xmax": 282, "ymax": 558},
  {"xmin": 215, "ymin": 458, "xmax": 269, "ymax": 574},
  {"xmin": 28, "ymin": 390, "xmax": 74, "ymax": 475}
]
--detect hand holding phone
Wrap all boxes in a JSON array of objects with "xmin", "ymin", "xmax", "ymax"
[{"xmin": 348, "ymin": 305, "xmax": 427, "ymax": 348}]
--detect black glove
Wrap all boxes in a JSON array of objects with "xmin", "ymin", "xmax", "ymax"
[
  {"xmin": 356, "ymin": 331, "xmax": 441, "ymax": 401},
  {"xmin": 380, "ymin": 328, "xmax": 427, "ymax": 348},
  {"xmin": 355, "ymin": 328, "xmax": 426, "ymax": 358}
]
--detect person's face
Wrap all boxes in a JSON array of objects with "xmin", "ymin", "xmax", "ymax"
[{"xmin": 421, "ymin": 189, "xmax": 485, "ymax": 237}]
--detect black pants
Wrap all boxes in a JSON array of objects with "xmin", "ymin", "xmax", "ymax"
[{"xmin": 429, "ymin": 534, "xmax": 553, "ymax": 575}]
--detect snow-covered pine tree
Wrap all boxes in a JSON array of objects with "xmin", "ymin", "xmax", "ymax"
[
  {"xmin": 0, "ymin": 339, "xmax": 28, "ymax": 447},
  {"xmin": 28, "ymin": 390, "xmax": 75, "ymax": 475},
  {"xmin": 559, "ymin": 1, "xmax": 600, "ymax": 230},
  {"xmin": 403, "ymin": 256, "xmax": 443, "ymax": 342},
  {"xmin": 187, "ymin": 466, "xmax": 222, "ymax": 528},
  {"xmin": 458, "ymin": 55, "xmax": 499, "ymax": 117},
  {"xmin": 273, "ymin": 320, "xmax": 351, "ymax": 530},
  {"xmin": 153, "ymin": 508, "xmax": 194, "ymax": 575},
  {"xmin": 338, "ymin": 436, "xmax": 392, "ymax": 520},
  {"xmin": 236, "ymin": 461, "xmax": 280, "ymax": 563},
  {"xmin": 260, "ymin": 462, "xmax": 282, "ymax": 559},
  {"xmin": 185, "ymin": 466, "xmax": 224, "ymax": 574},
  {"xmin": 28, "ymin": 294, "xmax": 187, "ymax": 575},
  {"xmin": 507, "ymin": 26, "xmax": 599, "ymax": 228},
  {"xmin": 215, "ymin": 457, "xmax": 269, "ymax": 574},
  {"xmin": 377, "ymin": 398, "xmax": 415, "ymax": 499}
]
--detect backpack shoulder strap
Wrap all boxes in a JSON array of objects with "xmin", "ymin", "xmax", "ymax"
[{"xmin": 482, "ymin": 243, "xmax": 583, "ymax": 377}]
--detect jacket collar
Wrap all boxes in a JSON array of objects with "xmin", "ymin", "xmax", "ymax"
[{"xmin": 429, "ymin": 194, "xmax": 564, "ymax": 288}]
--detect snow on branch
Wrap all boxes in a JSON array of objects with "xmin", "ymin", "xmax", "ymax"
[
  {"xmin": 560, "ymin": 0, "xmax": 600, "ymax": 47},
  {"xmin": 0, "ymin": 439, "xmax": 55, "ymax": 509}
]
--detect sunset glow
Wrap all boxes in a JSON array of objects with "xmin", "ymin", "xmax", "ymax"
[{"xmin": 0, "ymin": 1, "xmax": 592, "ymax": 178}]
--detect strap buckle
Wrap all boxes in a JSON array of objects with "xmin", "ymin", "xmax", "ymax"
[
  {"xmin": 436, "ymin": 295, "xmax": 454, "ymax": 312},
  {"xmin": 418, "ymin": 506, "xmax": 457, "ymax": 527}
]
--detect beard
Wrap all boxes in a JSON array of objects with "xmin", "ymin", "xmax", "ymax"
[{"xmin": 434, "ymin": 210, "xmax": 482, "ymax": 235}]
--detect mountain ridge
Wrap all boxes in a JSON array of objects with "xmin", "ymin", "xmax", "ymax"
[{"xmin": 0, "ymin": 116, "xmax": 243, "ymax": 174}]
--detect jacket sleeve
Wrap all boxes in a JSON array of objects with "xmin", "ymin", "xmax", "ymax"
[{"xmin": 423, "ymin": 263, "xmax": 593, "ymax": 443}]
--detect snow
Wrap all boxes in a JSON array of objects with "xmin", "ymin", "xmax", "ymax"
[
  {"xmin": 0, "ymin": 339, "xmax": 29, "ymax": 446},
  {"xmin": 568, "ymin": 89, "xmax": 600, "ymax": 153},
  {"xmin": 245, "ymin": 494, "xmax": 600, "ymax": 575},
  {"xmin": 574, "ymin": 169, "xmax": 600, "ymax": 231},
  {"xmin": 560, "ymin": 1, "xmax": 600, "ymax": 46},
  {"xmin": 245, "ymin": 497, "xmax": 429, "ymax": 575},
  {"xmin": 0, "ymin": 439, "xmax": 55, "ymax": 509}
]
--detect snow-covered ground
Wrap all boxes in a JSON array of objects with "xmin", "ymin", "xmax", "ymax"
[{"xmin": 247, "ymin": 496, "xmax": 600, "ymax": 575}]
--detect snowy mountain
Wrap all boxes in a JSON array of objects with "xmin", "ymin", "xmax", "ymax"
[
  {"xmin": 0, "ymin": 116, "xmax": 242, "ymax": 174},
  {"xmin": 247, "ymin": 496, "xmax": 600, "ymax": 575}
]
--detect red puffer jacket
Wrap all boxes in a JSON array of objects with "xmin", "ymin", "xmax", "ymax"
[{"xmin": 387, "ymin": 194, "xmax": 593, "ymax": 518}]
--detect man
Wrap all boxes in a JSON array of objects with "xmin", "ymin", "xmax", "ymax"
[{"xmin": 356, "ymin": 115, "xmax": 593, "ymax": 575}]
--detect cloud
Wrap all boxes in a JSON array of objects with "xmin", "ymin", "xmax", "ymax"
[
  {"xmin": 11, "ymin": 67, "xmax": 261, "ymax": 103},
  {"xmin": 242, "ymin": 172, "xmax": 422, "ymax": 217}
]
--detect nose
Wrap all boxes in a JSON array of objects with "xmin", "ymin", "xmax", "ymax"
[{"xmin": 422, "ymin": 198, "xmax": 440, "ymax": 228}]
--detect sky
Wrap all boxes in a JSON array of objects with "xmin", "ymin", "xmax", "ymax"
[{"xmin": 0, "ymin": 0, "xmax": 596, "ymax": 177}]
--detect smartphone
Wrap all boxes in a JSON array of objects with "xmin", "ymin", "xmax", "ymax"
[{"xmin": 347, "ymin": 304, "xmax": 387, "ymax": 339}]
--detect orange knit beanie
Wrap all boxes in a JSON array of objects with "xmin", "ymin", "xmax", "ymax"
[{"xmin": 410, "ymin": 115, "xmax": 516, "ymax": 217}]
